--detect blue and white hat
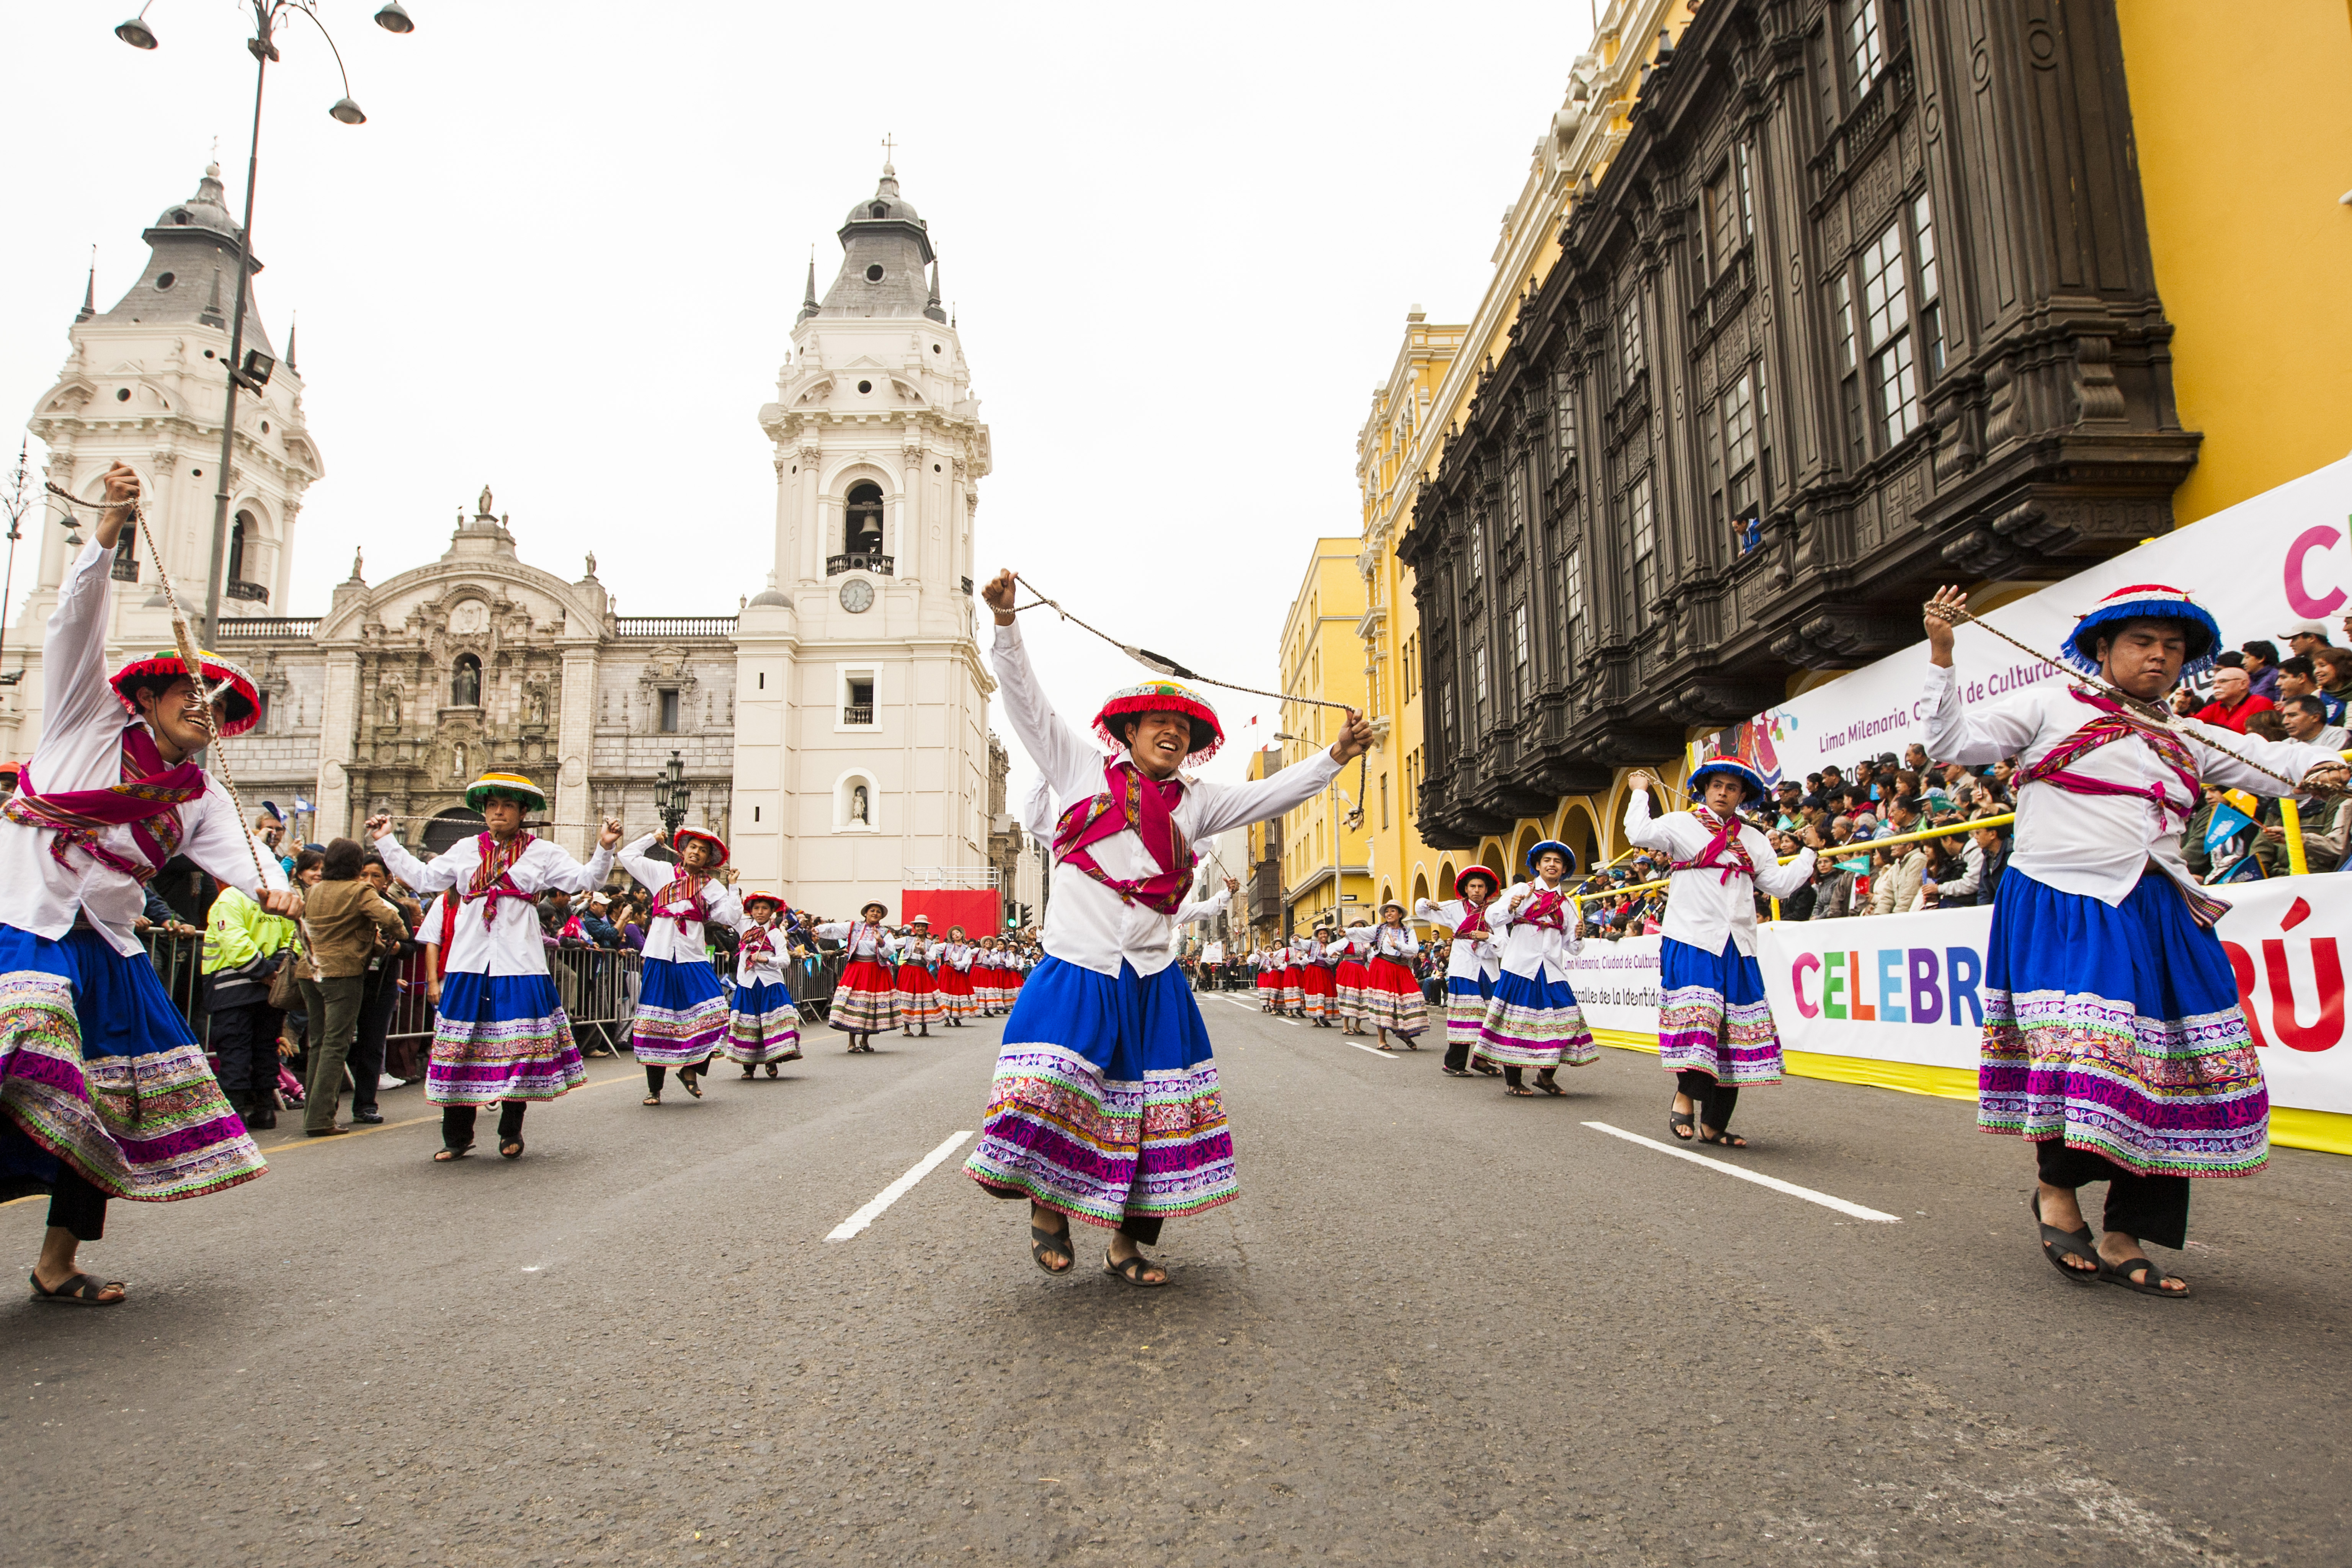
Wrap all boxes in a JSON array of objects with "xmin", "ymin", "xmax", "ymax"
[
  {"xmin": 1687, "ymin": 758, "xmax": 1770, "ymax": 806},
  {"xmin": 2065, "ymin": 582, "xmax": 2223, "ymax": 678},
  {"xmin": 1526, "ymin": 839, "xmax": 1578, "ymax": 874}
]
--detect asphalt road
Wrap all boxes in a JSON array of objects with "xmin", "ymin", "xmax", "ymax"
[{"xmin": 6, "ymin": 993, "xmax": 2348, "ymax": 1566}]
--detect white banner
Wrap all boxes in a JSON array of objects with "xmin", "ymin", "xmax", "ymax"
[
  {"xmin": 1704, "ymin": 456, "xmax": 2352, "ymax": 784},
  {"xmin": 1563, "ymin": 875, "xmax": 2352, "ymax": 1116}
]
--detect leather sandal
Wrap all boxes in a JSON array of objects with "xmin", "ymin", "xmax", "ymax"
[
  {"xmin": 2100, "ymin": 1254, "xmax": 2190, "ymax": 1299},
  {"xmin": 29, "ymin": 1270, "xmax": 125, "ymax": 1306},
  {"xmin": 2031, "ymin": 1192, "xmax": 2100, "ymax": 1285},
  {"xmin": 1030, "ymin": 1220, "xmax": 1074, "ymax": 1275},
  {"xmin": 1102, "ymin": 1248, "xmax": 1169, "ymax": 1287},
  {"xmin": 433, "ymin": 1143, "xmax": 475, "ymax": 1162}
]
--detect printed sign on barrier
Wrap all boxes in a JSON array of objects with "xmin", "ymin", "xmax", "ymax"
[{"xmin": 1562, "ymin": 874, "xmax": 2352, "ymax": 1116}]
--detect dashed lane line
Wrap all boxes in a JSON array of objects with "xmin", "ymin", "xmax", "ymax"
[
  {"xmin": 825, "ymin": 1129, "xmax": 974, "ymax": 1241},
  {"xmin": 1216, "ymin": 996, "xmax": 1394, "ymax": 1054},
  {"xmin": 1581, "ymin": 1120, "xmax": 1902, "ymax": 1223}
]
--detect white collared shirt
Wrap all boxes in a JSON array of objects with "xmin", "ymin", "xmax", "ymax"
[
  {"xmin": 815, "ymin": 920, "xmax": 891, "ymax": 959},
  {"xmin": 1922, "ymin": 663, "xmax": 2338, "ymax": 904},
  {"xmin": 1624, "ymin": 793, "xmax": 1814, "ymax": 957},
  {"xmin": 619, "ymin": 835, "xmax": 744, "ymax": 964},
  {"xmin": 1349, "ymin": 923, "xmax": 1419, "ymax": 962},
  {"xmin": 375, "ymin": 832, "xmax": 615, "ymax": 976},
  {"xmin": 1488, "ymin": 878, "xmax": 1587, "ymax": 978},
  {"xmin": 992, "ymin": 621, "xmax": 1342, "ymax": 977},
  {"xmin": 735, "ymin": 916, "xmax": 790, "ymax": 986},
  {"xmin": 1413, "ymin": 898, "xmax": 1500, "ymax": 980},
  {"xmin": 0, "ymin": 541, "xmax": 286, "ymax": 955}
]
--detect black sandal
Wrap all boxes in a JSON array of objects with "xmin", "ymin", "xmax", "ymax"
[
  {"xmin": 1102, "ymin": 1248, "xmax": 1168, "ymax": 1287},
  {"xmin": 434, "ymin": 1143, "xmax": 475, "ymax": 1162},
  {"xmin": 1030, "ymin": 1221, "xmax": 1074, "ymax": 1276},
  {"xmin": 1532, "ymin": 1076, "xmax": 1565, "ymax": 1096},
  {"xmin": 1668, "ymin": 1110, "xmax": 1697, "ymax": 1142},
  {"xmin": 1440, "ymin": 1066, "xmax": 1472, "ymax": 1078},
  {"xmin": 1471, "ymin": 1062, "xmax": 1501, "ymax": 1077},
  {"xmin": 29, "ymin": 1270, "xmax": 126, "ymax": 1306},
  {"xmin": 681, "ymin": 1073, "xmax": 703, "ymax": 1099},
  {"xmin": 1699, "ymin": 1128, "xmax": 1749, "ymax": 1148},
  {"xmin": 499, "ymin": 1138, "xmax": 524, "ymax": 1160},
  {"xmin": 2030, "ymin": 1192, "xmax": 2101, "ymax": 1285},
  {"xmin": 2100, "ymin": 1254, "xmax": 2189, "ymax": 1298},
  {"xmin": 1505, "ymin": 1085, "xmax": 1536, "ymax": 1097}
]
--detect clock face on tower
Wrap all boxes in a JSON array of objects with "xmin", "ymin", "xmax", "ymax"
[{"xmin": 838, "ymin": 578, "xmax": 875, "ymax": 614}]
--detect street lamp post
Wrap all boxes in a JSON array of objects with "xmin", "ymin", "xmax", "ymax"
[
  {"xmin": 0, "ymin": 443, "xmax": 33, "ymax": 688},
  {"xmin": 114, "ymin": 1, "xmax": 414, "ymax": 644},
  {"xmin": 655, "ymin": 750, "xmax": 692, "ymax": 839}
]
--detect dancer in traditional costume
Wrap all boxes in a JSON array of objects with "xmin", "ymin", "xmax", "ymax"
[
  {"xmin": 818, "ymin": 902, "xmax": 897, "ymax": 1050},
  {"xmin": 893, "ymin": 914, "xmax": 942, "ymax": 1037},
  {"xmin": 1277, "ymin": 938, "xmax": 1306, "ymax": 1018},
  {"xmin": 1353, "ymin": 901, "xmax": 1426, "ymax": 1052},
  {"xmin": 1333, "ymin": 918, "xmax": 1372, "ymax": 1034},
  {"xmin": 982, "ymin": 939, "xmax": 1011, "ymax": 1015},
  {"xmin": 1252, "ymin": 948, "xmax": 1277, "ymax": 1010},
  {"xmin": 369, "ymin": 778, "xmax": 620, "ymax": 1160},
  {"xmin": 618, "ymin": 827, "xmax": 741, "ymax": 1103},
  {"xmin": 1300, "ymin": 927, "xmax": 1343, "ymax": 1026},
  {"xmin": 0, "ymin": 465, "xmax": 294, "ymax": 1305},
  {"xmin": 1419, "ymin": 867, "xmax": 1503, "ymax": 1078},
  {"xmin": 1624, "ymin": 762, "xmax": 1815, "ymax": 1148},
  {"xmin": 937, "ymin": 926, "xmax": 978, "ymax": 1026},
  {"xmin": 1474, "ymin": 841, "xmax": 1597, "ymax": 1096},
  {"xmin": 726, "ymin": 892, "xmax": 803, "ymax": 1076},
  {"xmin": 964, "ymin": 568, "xmax": 1372, "ymax": 1285},
  {"xmin": 1922, "ymin": 583, "xmax": 2347, "ymax": 1297}
]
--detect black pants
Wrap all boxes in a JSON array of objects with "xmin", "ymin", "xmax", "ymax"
[
  {"xmin": 46, "ymin": 1165, "xmax": 106, "ymax": 1241},
  {"xmin": 441, "ymin": 1101, "xmax": 526, "ymax": 1149},
  {"xmin": 2037, "ymin": 1141, "xmax": 2191, "ymax": 1250},
  {"xmin": 1676, "ymin": 1070, "xmax": 1740, "ymax": 1132},
  {"xmin": 352, "ymin": 965, "xmax": 402, "ymax": 1112},
  {"xmin": 644, "ymin": 1058, "xmax": 711, "ymax": 1093},
  {"xmin": 981, "ymin": 1181, "xmax": 1162, "ymax": 1246},
  {"xmin": 208, "ymin": 998, "xmax": 280, "ymax": 1114}
]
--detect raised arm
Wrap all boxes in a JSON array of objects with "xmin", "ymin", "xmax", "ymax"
[
  {"xmin": 2179, "ymin": 721, "xmax": 2346, "ymax": 800},
  {"xmin": 182, "ymin": 794, "xmax": 290, "ymax": 902},
  {"xmin": 40, "ymin": 466, "xmax": 141, "ymax": 745},
  {"xmin": 986, "ymin": 619, "xmax": 1104, "ymax": 800},
  {"xmin": 527, "ymin": 839, "xmax": 617, "ymax": 897},
  {"xmin": 1751, "ymin": 830, "xmax": 1816, "ymax": 900},
  {"xmin": 371, "ymin": 828, "xmax": 465, "ymax": 896},
  {"xmin": 704, "ymin": 881, "xmax": 744, "ymax": 927},
  {"xmin": 1190, "ymin": 749, "xmax": 1343, "ymax": 840},
  {"xmin": 1622, "ymin": 774, "xmax": 1677, "ymax": 853},
  {"xmin": 617, "ymin": 834, "xmax": 671, "ymax": 893}
]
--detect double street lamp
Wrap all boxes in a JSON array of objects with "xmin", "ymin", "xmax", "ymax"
[
  {"xmin": 655, "ymin": 751, "xmax": 693, "ymax": 839},
  {"xmin": 113, "ymin": 2, "xmax": 416, "ymax": 642}
]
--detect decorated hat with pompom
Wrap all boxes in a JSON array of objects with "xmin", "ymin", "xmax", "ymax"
[
  {"xmin": 109, "ymin": 648, "xmax": 262, "ymax": 737},
  {"xmin": 1092, "ymin": 678, "xmax": 1223, "ymax": 765},
  {"xmin": 2066, "ymin": 583, "xmax": 2223, "ymax": 678}
]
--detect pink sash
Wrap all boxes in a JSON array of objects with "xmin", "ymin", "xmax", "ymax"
[
  {"xmin": 1052, "ymin": 761, "xmax": 1196, "ymax": 915},
  {"xmin": 1672, "ymin": 808, "xmax": 1758, "ymax": 885},
  {"xmin": 2014, "ymin": 691, "xmax": 2202, "ymax": 825},
  {"xmin": 1517, "ymin": 887, "xmax": 1569, "ymax": 931},
  {"xmin": 3, "ymin": 725, "xmax": 205, "ymax": 884},
  {"xmin": 463, "ymin": 831, "xmax": 536, "ymax": 928},
  {"xmin": 652, "ymin": 872, "xmax": 711, "ymax": 923}
]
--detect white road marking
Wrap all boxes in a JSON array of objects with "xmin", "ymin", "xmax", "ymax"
[
  {"xmin": 826, "ymin": 1129, "xmax": 974, "ymax": 1241},
  {"xmin": 1580, "ymin": 1121, "xmax": 1902, "ymax": 1223}
]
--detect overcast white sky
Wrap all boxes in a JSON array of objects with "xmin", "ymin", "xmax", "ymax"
[{"xmin": 2, "ymin": 1, "xmax": 1593, "ymax": 798}]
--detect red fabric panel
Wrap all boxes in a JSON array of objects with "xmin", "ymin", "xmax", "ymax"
[{"xmin": 902, "ymin": 888, "xmax": 998, "ymax": 939}]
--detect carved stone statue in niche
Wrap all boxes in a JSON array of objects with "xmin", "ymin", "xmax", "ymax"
[
  {"xmin": 523, "ymin": 677, "xmax": 549, "ymax": 727},
  {"xmin": 452, "ymin": 741, "xmax": 467, "ymax": 781},
  {"xmin": 850, "ymin": 785, "xmax": 871, "ymax": 825},
  {"xmin": 382, "ymin": 688, "xmax": 402, "ymax": 727}
]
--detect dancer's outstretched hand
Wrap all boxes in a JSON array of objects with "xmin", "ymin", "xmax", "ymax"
[
  {"xmin": 981, "ymin": 569, "xmax": 1018, "ymax": 625},
  {"xmin": 1329, "ymin": 707, "xmax": 1374, "ymax": 763},
  {"xmin": 363, "ymin": 813, "xmax": 394, "ymax": 841},
  {"xmin": 1924, "ymin": 586, "xmax": 1968, "ymax": 666}
]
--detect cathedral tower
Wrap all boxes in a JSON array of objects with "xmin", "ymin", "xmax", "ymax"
[
  {"xmin": 12, "ymin": 163, "xmax": 321, "ymax": 755},
  {"xmin": 731, "ymin": 161, "xmax": 994, "ymax": 911}
]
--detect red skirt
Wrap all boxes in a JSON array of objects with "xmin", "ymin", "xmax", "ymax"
[
  {"xmin": 938, "ymin": 966, "xmax": 975, "ymax": 998},
  {"xmin": 1364, "ymin": 953, "xmax": 1426, "ymax": 1034}
]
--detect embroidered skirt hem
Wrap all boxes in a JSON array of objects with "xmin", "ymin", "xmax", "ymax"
[
  {"xmin": 1443, "ymin": 973, "xmax": 1494, "ymax": 1047},
  {"xmin": 630, "ymin": 956, "xmax": 728, "ymax": 1065},
  {"xmin": 724, "ymin": 979, "xmax": 804, "ymax": 1063},
  {"xmin": 1978, "ymin": 867, "xmax": 2267, "ymax": 1178},
  {"xmin": 964, "ymin": 956, "xmax": 1235, "ymax": 1226},
  {"xmin": 1473, "ymin": 967, "xmax": 1597, "ymax": 1068},
  {"xmin": 831, "ymin": 957, "xmax": 898, "ymax": 1031},
  {"xmin": 1658, "ymin": 936, "xmax": 1783, "ymax": 1085},
  {"xmin": 0, "ymin": 925, "xmax": 266, "ymax": 1203},
  {"xmin": 425, "ymin": 972, "xmax": 587, "ymax": 1104},
  {"xmin": 1363, "ymin": 956, "xmax": 1425, "ymax": 1033}
]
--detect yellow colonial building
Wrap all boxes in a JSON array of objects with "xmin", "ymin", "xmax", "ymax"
[{"xmin": 1267, "ymin": 539, "xmax": 1375, "ymax": 934}]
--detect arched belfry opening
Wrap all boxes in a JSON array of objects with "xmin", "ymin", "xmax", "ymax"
[{"xmin": 844, "ymin": 481, "xmax": 884, "ymax": 557}]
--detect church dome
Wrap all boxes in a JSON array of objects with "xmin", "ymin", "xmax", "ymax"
[
  {"xmin": 845, "ymin": 166, "xmax": 922, "ymax": 228},
  {"xmin": 154, "ymin": 163, "xmax": 241, "ymax": 242},
  {"xmin": 746, "ymin": 588, "xmax": 790, "ymax": 608}
]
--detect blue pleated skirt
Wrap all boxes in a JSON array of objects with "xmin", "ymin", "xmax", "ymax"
[
  {"xmin": 1659, "ymin": 937, "xmax": 1782, "ymax": 1084},
  {"xmin": 1981, "ymin": 868, "xmax": 2265, "ymax": 1177},
  {"xmin": 964, "ymin": 956, "xmax": 1234, "ymax": 1228}
]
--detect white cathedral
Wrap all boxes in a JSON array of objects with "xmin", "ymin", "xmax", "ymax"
[{"xmin": 10, "ymin": 159, "xmax": 1000, "ymax": 922}]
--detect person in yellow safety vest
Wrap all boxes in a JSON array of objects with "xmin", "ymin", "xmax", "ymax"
[{"xmin": 203, "ymin": 885, "xmax": 297, "ymax": 1130}]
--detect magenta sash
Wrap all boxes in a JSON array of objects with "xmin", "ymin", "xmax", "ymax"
[
  {"xmin": 652, "ymin": 872, "xmax": 711, "ymax": 923},
  {"xmin": 2014, "ymin": 691, "xmax": 2202, "ymax": 825},
  {"xmin": 462, "ymin": 831, "xmax": 537, "ymax": 928},
  {"xmin": 1052, "ymin": 761, "xmax": 1196, "ymax": 915},
  {"xmin": 1517, "ymin": 886, "xmax": 1569, "ymax": 931},
  {"xmin": 3, "ymin": 725, "xmax": 205, "ymax": 884},
  {"xmin": 1672, "ymin": 807, "xmax": 1758, "ymax": 885},
  {"xmin": 1452, "ymin": 899, "xmax": 1493, "ymax": 941},
  {"xmin": 739, "ymin": 922, "xmax": 775, "ymax": 967}
]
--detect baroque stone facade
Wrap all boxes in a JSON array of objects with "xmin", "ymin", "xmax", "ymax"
[{"xmin": 219, "ymin": 495, "xmax": 738, "ymax": 859}]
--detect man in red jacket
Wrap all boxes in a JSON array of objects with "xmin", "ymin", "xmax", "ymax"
[{"xmin": 2194, "ymin": 664, "xmax": 2274, "ymax": 733}]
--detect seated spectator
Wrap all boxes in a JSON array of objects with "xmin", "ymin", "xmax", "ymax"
[
  {"xmin": 2245, "ymin": 710, "xmax": 2288, "ymax": 743},
  {"xmin": 2316, "ymin": 645, "xmax": 2352, "ymax": 707},
  {"xmin": 1970, "ymin": 815, "xmax": 2011, "ymax": 904},
  {"xmin": 2278, "ymin": 655, "xmax": 2346, "ymax": 723},
  {"xmin": 2282, "ymin": 619, "xmax": 2334, "ymax": 661},
  {"xmin": 2194, "ymin": 664, "xmax": 2274, "ymax": 733},
  {"xmin": 2279, "ymin": 693, "xmax": 2350, "ymax": 754},
  {"xmin": 2169, "ymin": 686, "xmax": 2202, "ymax": 719},
  {"xmin": 2182, "ymin": 783, "xmax": 2226, "ymax": 880},
  {"xmin": 1808, "ymin": 856, "xmax": 1854, "ymax": 920},
  {"xmin": 2242, "ymin": 639, "xmax": 2283, "ymax": 701},
  {"xmin": 1869, "ymin": 797, "xmax": 1929, "ymax": 914}
]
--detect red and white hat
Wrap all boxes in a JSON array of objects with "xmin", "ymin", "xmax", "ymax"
[
  {"xmin": 1092, "ymin": 678, "xmax": 1224, "ymax": 766},
  {"xmin": 110, "ymin": 648, "xmax": 262, "ymax": 737},
  {"xmin": 672, "ymin": 828, "xmax": 728, "ymax": 866}
]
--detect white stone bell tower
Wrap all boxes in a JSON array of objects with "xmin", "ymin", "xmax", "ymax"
[
  {"xmin": 10, "ymin": 162, "xmax": 322, "ymax": 756},
  {"xmin": 730, "ymin": 159, "xmax": 995, "ymax": 915}
]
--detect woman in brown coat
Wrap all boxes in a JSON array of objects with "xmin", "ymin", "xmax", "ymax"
[{"xmin": 295, "ymin": 838, "xmax": 409, "ymax": 1136}]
